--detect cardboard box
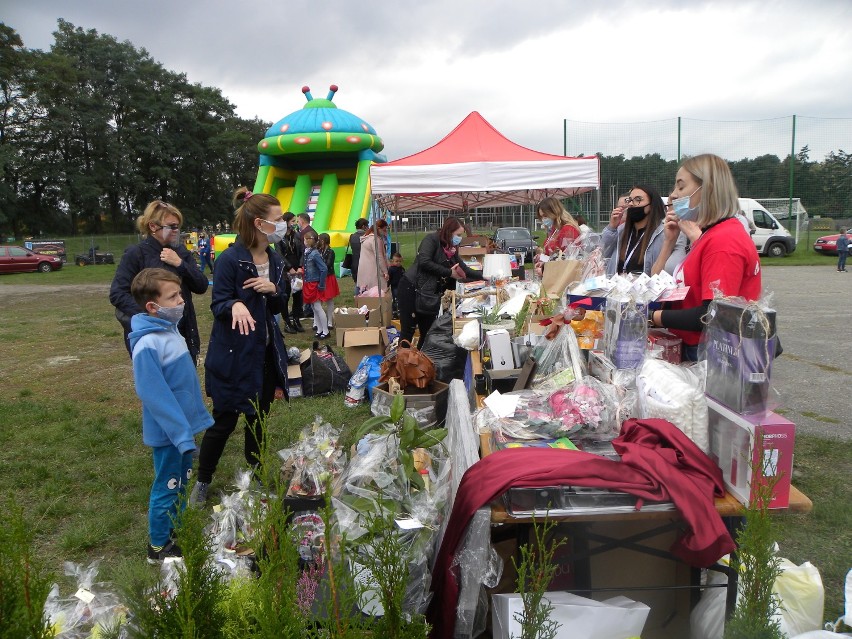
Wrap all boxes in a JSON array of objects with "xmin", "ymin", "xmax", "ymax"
[
  {"xmin": 339, "ymin": 327, "xmax": 388, "ymax": 372},
  {"xmin": 371, "ymin": 380, "xmax": 449, "ymax": 426},
  {"xmin": 707, "ymin": 397, "xmax": 794, "ymax": 509},
  {"xmin": 286, "ymin": 364, "xmax": 303, "ymax": 398},
  {"xmin": 705, "ymin": 300, "xmax": 777, "ymax": 415},
  {"xmin": 492, "ymin": 592, "xmax": 650, "ymax": 639},
  {"xmin": 353, "ymin": 292, "xmax": 393, "ymax": 327},
  {"xmin": 486, "ymin": 329, "xmax": 514, "ymax": 370},
  {"xmin": 459, "ymin": 234, "xmax": 491, "ymax": 250},
  {"xmin": 333, "ymin": 307, "xmax": 379, "ymax": 331}
]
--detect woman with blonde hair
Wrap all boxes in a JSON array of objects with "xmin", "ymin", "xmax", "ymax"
[
  {"xmin": 110, "ymin": 200, "xmax": 208, "ymax": 362},
  {"xmin": 193, "ymin": 187, "xmax": 289, "ymax": 504},
  {"xmin": 650, "ymin": 154, "xmax": 762, "ymax": 360},
  {"xmin": 536, "ymin": 196, "xmax": 581, "ymax": 257}
]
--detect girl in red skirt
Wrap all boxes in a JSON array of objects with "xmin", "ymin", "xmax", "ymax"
[
  {"xmin": 317, "ymin": 233, "xmax": 340, "ymax": 332},
  {"xmin": 301, "ymin": 231, "xmax": 330, "ymax": 338}
]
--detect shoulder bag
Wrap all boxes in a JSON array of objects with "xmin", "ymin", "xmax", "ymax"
[
  {"xmin": 342, "ymin": 243, "xmax": 353, "ymax": 270},
  {"xmin": 379, "ymin": 339, "xmax": 436, "ymax": 389}
]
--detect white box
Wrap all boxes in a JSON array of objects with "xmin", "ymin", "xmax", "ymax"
[
  {"xmin": 491, "ymin": 592, "xmax": 650, "ymax": 639},
  {"xmin": 486, "ymin": 329, "xmax": 514, "ymax": 371},
  {"xmin": 707, "ymin": 397, "xmax": 795, "ymax": 509}
]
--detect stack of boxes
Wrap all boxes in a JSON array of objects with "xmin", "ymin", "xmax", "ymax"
[{"xmin": 704, "ymin": 300, "xmax": 794, "ymax": 508}]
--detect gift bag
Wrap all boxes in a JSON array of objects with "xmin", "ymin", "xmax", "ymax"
[
  {"xmin": 603, "ymin": 297, "xmax": 649, "ymax": 371},
  {"xmin": 541, "ymin": 258, "xmax": 583, "ymax": 299},
  {"xmin": 379, "ymin": 339, "xmax": 436, "ymax": 389}
]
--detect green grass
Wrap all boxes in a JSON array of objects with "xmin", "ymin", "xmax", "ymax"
[{"xmin": 1, "ymin": 238, "xmax": 850, "ymax": 623}]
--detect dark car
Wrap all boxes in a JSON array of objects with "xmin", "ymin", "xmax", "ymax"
[
  {"xmin": 492, "ymin": 227, "xmax": 539, "ymax": 263},
  {"xmin": 75, "ymin": 246, "xmax": 115, "ymax": 266},
  {"xmin": 813, "ymin": 229, "xmax": 852, "ymax": 256},
  {"xmin": 0, "ymin": 245, "xmax": 63, "ymax": 273}
]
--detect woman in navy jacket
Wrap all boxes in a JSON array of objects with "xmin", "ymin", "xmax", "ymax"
[
  {"xmin": 110, "ymin": 200, "xmax": 208, "ymax": 363},
  {"xmin": 193, "ymin": 188, "xmax": 289, "ymax": 505}
]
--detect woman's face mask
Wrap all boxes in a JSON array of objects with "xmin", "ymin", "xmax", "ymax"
[
  {"xmin": 672, "ymin": 187, "xmax": 702, "ymax": 221},
  {"xmin": 451, "ymin": 234, "xmax": 463, "ymax": 246},
  {"xmin": 259, "ymin": 218, "xmax": 288, "ymax": 244}
]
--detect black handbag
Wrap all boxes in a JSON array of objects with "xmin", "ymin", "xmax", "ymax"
[
  {"xmin": 415, "ymin": 287, "xmax": 442, "ymax": 315},
  {"xmin": 341, "ymin": 245, "xmax": 353, "ymax": 270}
]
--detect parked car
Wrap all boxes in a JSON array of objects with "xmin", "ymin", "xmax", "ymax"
[
  {"xmin": 75, "ymin": 246, "xmax": 115, "ymax": 266},
  {"xmin": 492, "ymin": 227, "xmax": 539, "ymax": 263},
  {"xmin": 0, "ymin": 245, "xmax": 63, "ymax": 273},
  {"xmin": 813, "ymin": 229, "xmax": 852, "ymax": 256}
]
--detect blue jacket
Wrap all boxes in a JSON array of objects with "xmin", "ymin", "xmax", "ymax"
[
  {"xmin": 129, "ymin": 313, "xmax": 213, "ymax": 452},
  {"xmin": 110, "ymin": 236, "xmax": 209, "ymax": 361},
  {"xmin": 837, "ymin": 234, "xmax": 849, "ymax": 253},
  {"xmin": 303, "ymin": 248, "xmax": 327, "ymax": 287},
  {"xmin": 204, "ymin": 240, "xmax": 289, "ymax": 413}
]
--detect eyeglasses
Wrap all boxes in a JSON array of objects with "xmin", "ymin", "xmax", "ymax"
[
  {"xmin": 158, "ymin": 223, "xmax": 181, "ymax": 231},
  {"xmin": 624, "ymin": 196, "xmax": 646, "ymax": 205}
]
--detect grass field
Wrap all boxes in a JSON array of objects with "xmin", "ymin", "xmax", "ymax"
[{"xmin": 0, "ymin": 240, "xmax": 849, "ymax": 623}]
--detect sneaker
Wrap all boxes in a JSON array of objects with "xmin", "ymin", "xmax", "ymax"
[
  {"xmin": 317, "ymin": 332, "xmax": 330, "ymax": 340},
  {"xmin": 189, "ymin": 481, "xmax": 209, "ymax": 507},
  {"xmin": 147, "ymin": 539, "xmax": 182, "ymax": 564}
]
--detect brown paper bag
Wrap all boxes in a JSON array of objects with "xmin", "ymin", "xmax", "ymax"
[{"xmin": 541, "ymin": 259, "xmax": 583, "ymax": 298}]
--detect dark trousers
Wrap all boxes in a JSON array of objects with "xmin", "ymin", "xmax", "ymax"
[
  {"xmin": 291, "ymin": 289, "xmax": 304, "ymax": 319},
  {"xmin": 197, "ymin": 347, "xmax": 278, "ymax": 484},
  {"xmin": 398, "ymin": 277, "xmax": 437, "ymax": 349},
  {"xmin": 838, "ymin": 251, "xmax": 848, "ymax": 271}
]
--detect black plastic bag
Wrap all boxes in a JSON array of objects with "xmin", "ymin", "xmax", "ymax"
[
  {"xmin": 301, "ymin": 343, "xmax": 351, "ymax": 396},
  {"xmin": 420, "ymin": 313, "xmax": 467, "ymax": 382}
]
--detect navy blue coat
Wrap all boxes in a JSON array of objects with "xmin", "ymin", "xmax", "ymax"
[
  {"xmin": 110, "ymin": 235, "xmax": 209, "ymax": 361},
  {"xmin": 204, "ymin": 240, "xmax": 289, "ymax": 413}
]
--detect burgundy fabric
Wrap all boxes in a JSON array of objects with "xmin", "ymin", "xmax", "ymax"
[{"xmin": 427, "ymin": 418, "xmax": 734, "ymax": 639}]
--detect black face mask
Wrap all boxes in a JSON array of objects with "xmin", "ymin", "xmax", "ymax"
[{"xmin": 626, "ymin": 206, "xmax": 647, "ymax": 223}]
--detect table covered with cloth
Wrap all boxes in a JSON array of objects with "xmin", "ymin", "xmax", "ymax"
[{"xmin": 427, "ymin": 417, "xmax": 736, "ymax": 639}]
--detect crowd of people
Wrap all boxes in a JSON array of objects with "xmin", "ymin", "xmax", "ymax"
[{"xmin": 111, "ymin": 152, "xmax": 763, "ymax": 562}]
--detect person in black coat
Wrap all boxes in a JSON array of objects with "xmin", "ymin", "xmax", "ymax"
[
  {"xmin": 110, "ymin": 200, "xmax": 209, "ymax": 363},
  {"xmin": 399, "ymin": 216, "xmax": 480, "ymax": 348},
  {"xmin": 349, "ymin": 217, "xmax": 368, "ymax": 291},
  {"xmin": 275, "ymin": 212, "xmax": 305, "ymax": 333},
  {"xmin": 192, "ymin": 187, "xmax": 290, "ymax": 505}
]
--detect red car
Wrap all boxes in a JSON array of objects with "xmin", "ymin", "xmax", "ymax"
[
  {"xmin": 0, "ymin": 245, "xmax": 64, "ymax": 273},
  {"xmin": 813, "ymin": 230, "xmax": 852, "ymax": 255}
]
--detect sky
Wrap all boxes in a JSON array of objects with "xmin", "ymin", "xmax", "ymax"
[{"xmin": 4, "ymin": 0, "xmax": 852, "ymax": 162}]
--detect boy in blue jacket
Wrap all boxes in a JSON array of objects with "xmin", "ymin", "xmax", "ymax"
[{"xmin": 129, "ymin": 268, "xmax": 213, "ymax": 563}]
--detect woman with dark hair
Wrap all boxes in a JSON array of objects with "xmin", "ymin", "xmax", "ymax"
[
  {"xmin": 110, "ymin": 200, "xmax": 209, "ymax": 363},
  {"xmin": 276, "ymin": 212, "xmax": 305, "ymax": 333},
  {"xmin": 192, "ymin": 187, "xmax": 289, "ymax": 505},
  {"xmin": 602, "ymin": 184, "xmax": 687, "ymax": 276},
  {"xmin": 357, "ymin": 219, "xmax": 390, "ymax": 295},
  {"xmin": 349, "ymin": 217, "xmax": 369, "ymax": 291},
  {"xmin": 398, "ymin": 216, "xmax": 480, "ymax": 347}
]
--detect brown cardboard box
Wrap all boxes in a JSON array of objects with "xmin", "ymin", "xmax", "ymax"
[
  {"xmin": 286, "ymin": 364, "xmax": 303, "ymax": 398},
  {"xmin": 339, "ymin": 327, "xmax": 389, "ymax": 372},
  {"xmin": 353, "ymin": 292, "xmax": 393, "ymax": 327},
  {"xmin": 334, "ymin": 307, "xmax": 379, "ymax": 330},
  {"xmin": 459, "ymin": 235, "xmax": 492, "ymax": 250}
]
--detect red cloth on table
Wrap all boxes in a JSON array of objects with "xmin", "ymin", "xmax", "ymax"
[{"xmin": 427, "ymin": 418, "xmax": 734, "ymax": 639}]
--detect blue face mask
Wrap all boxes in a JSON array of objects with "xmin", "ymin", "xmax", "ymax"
[
  {"xmin": 451, "ymin": 234, "xmax": 462, "ymax": 246},
  {"xmin": 541, "ymin": 217, "xmax": 554, "ymax": 228},
  {"xmin": 672, "ymin": 187, "xmax": 702, "ymax": 221}
]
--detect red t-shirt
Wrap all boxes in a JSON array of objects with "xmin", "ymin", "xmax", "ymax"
[
  {"xmin": 670, "ymin": 217, "xmax": 762, "ymax": 345},
  {"xmin": 542, "ymin": 223, "xmax": 580, "ymax": 255}
]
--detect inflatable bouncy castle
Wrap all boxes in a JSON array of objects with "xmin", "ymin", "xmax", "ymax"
[{"xmin": 254, "ymin": 85, "xmax": 386, "ymax": 265}]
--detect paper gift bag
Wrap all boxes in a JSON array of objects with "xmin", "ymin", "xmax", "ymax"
[
  {"xmin": 492, "ymin": 591, "xmax": 650, "ymax": 639},
  {"xmin": 541, "ymin": 259, "xmax": 583, "ymax": 299}
]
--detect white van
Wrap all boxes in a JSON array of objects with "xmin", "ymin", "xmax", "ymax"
[{"xmin": 737, "ymin": 198, "xmax": 796, "ymax": 258}]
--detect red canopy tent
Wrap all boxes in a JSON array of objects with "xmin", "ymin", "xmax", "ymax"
[{"xmin": 370, "ymin": 111, "xmax": 600, "ymax": 212}]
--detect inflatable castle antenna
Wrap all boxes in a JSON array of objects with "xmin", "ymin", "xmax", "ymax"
[{"xmin": 301, "ymin": 85, "xmax": 339, "ymax": 103}]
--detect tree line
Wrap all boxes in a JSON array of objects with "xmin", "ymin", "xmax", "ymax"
[
  {"xmin": 597, "ymin": 148, "xmax": 851, "ymax": 220},
  {"xmin": 0, "ymin": 20, "xmax": 268, "ymax": 239}
]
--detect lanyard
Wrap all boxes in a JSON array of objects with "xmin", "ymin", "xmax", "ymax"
[{"xmin": 623, "ymin": 227, "xmax": 646, "ymax": 268}]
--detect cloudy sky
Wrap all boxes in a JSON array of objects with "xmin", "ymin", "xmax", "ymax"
[{"xmin": 5, "ymin": 0, "xmax": 852, "ymax": 161}]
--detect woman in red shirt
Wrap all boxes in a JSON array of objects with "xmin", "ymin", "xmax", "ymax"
[
  {"xmin": 534, "ymin": 197, "xmax": 581, "ymax": 274},
  {"xmin": 650, "ymin": 154, "xmax": 761, "ymax": 360}
]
